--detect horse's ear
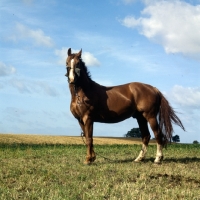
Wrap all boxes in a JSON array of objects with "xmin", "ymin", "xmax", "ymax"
[
  {"xmin": 77, "ymin": 49, "xmax": 82, "ymax": 58},
  {"xmin": 68, "ymin": 48, "xmax": 71, "ymax": 56}
]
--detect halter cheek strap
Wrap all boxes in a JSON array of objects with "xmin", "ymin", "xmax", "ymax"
[
  {"xmin": 75, "ymin": 68, "xmax": 81, "ymax": 77},
  {"xmin": 65, "ymin": 67, "xmax": 81, "ymax": 83}
]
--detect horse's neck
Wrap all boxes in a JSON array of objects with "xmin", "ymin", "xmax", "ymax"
[
  {"xmin": 69, "ymin": 76, "xmax": 92, "ymax": 98},
  {"xmin": 69, "ymin": 84, "xmax": 77, "ymax": 97}
]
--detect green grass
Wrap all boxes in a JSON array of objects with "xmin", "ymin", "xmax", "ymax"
[{"xmin": 0, "ymin": 143, "xmax": 200, "ymax": 199}]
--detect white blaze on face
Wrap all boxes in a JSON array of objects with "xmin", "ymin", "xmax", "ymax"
[{"xmin": 69, "ymin": 59, "xmax": 74, "ymax": 83}]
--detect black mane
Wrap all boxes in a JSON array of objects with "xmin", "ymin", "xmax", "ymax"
[{"xmin": 80, "ymin": 58, "xmax": 92, "ymax": 82}]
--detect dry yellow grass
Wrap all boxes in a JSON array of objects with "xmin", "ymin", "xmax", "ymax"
[{"xmin": 0, "ymin": 133, "xmax": 156, "ymax": 145}]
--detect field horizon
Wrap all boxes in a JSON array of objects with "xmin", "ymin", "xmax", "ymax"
[{"xmin": 0, "ymin": 133, "xmax": 157, "ymax": 145}]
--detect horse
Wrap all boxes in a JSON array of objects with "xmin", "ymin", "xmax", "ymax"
[{"xmin": 65, "ymin": 48, "xmax": 185, "ymax": 164}]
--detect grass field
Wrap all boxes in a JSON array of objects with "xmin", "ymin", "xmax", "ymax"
[{"xmin": 0, "ymin": 134, "xmax": 200, "ymax": 199}]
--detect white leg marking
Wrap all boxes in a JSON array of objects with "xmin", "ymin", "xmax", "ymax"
[
  {"xmin": 154, "ymin": 144, "xmax": 163, "ymax": 163},
  {"xmin": 69, "ymin": 59, "xmax": 74, "ymax": 83},
  {"xmin": 134, "ymin": 144, "xmax": 147, "ymax": 162}
]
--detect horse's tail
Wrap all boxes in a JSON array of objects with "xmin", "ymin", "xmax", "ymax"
[{"xmin": 158, "ymin": 91, "xmax": 185, "ymax": 144}]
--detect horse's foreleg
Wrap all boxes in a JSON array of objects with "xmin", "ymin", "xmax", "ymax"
[
  {"xmin": 134, "ymin": 114, "xmax": 150, "ymax": 162},
  {"xmin": 85, "ymin": 137, "xmax": 96, "ymax": 164},
  {"xmin": 82, "ymin": 119, "xmax": 96, "ymax": 165}
]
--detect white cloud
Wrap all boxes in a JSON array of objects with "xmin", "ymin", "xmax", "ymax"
[
  {"xmin": 95, "ymin": 79, "xmax": 114, "ymax": 86},
  {"xmin": 170, "ymin": 85, "xmax": 200, "ymax": 108},
  {"xmin": 10, "ymin": 78, "xmax": 30, "ymax": 93},
  {"xmin": 10, "ymin": 23, "xmax": 54, "ymax": 48},
  {"xmin": 121, "ymin": 16, "xmax": 141, "ymax": 28},
  {"xmin": 166, "ymin": 85, "xmax": 200, "ymax": 143},
  {"xmin": 0, "ymin": 62, "xmax": 16, "ymax": 76},
  {"xmin": 82, "ymin": 52, "xmax": 100, "ymax": 67},
  {"xmin": 36, "ymin": 82, "xmax": 59, "ymax": 97},
  {"xmin": 55, "ymin": 48, "xmax": 100, "ymax": 67},
  {"xmin": 121, "ymin": 1, "xmax": 200, "ymax": 57},
  {"xmin": 9, "ymin": 78, "xmax": 59, "ymax": 96},
  {"xmin": 55, "ymin": 47, "xmax": 68, "ymax": 65}
]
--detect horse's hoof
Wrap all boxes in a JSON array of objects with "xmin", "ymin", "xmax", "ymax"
[
  {"xmin": 154, "ymin": 156, "xmax": 163, "ymax": 164},
  {"xmin": 84, "ymin": 161, "xmax": 91, "ymax": 165},
  {"xmin": 91, "ymin": 156, "xmax": 96, "ymax": 162},
  {"xmin": 84, "ymin": 156, "xmax": 96, "ymax": 165}
]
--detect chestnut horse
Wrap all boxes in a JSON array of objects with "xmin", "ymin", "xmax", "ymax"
[{"xmin": 65, "ymin": 48, "xmax": 185, "ymax": 164}]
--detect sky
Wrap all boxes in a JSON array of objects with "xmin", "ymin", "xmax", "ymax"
[{"xmin": 0, "ymin": 0, "xmax": 200, "ymax": 143}]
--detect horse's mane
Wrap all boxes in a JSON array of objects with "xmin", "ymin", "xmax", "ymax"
[{"xmin": 80, "ymin": 58, "xmax": 92, "ymax": 82}]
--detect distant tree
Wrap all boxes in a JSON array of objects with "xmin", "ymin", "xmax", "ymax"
[
  {"xmin": 124, "ymin": 128, "xmax": 142, "ymax": 138},
  {"xmin": 193, "ymin": 140, "xmax": 199, "ymax": 144},
  {"xmin": 172, "ymin": 135, "xmax": 180, "ymax": 143}
]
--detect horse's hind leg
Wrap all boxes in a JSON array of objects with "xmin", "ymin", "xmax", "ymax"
[
  {"xmin": 148, "ymin": 117, "xmax": 164, "ymax": 164},
  {"xmin": 134, "ymin": 113, "xmax": 151, "ymax": 162}
]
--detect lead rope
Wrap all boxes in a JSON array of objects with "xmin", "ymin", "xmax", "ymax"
[
  {"xmin": 81, "ymin": 132, "xmax": 86, "ymax": 145},
  {"xmin": 80, "ymin": 132, "xmax": 115, "ymax": 162}
]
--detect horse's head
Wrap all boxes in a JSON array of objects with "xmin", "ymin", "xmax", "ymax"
[{"xmin": 66, "ymin": 48, "xmax": 82, "ymax": 84}]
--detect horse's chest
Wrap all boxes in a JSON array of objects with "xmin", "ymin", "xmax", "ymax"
[{"xmin": 70, "ymin": 100, "xmax": 88, "ymax": 119}]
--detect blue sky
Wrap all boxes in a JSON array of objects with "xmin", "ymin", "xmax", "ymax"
[{"xmin": 0, "ymin": 0, "xmax": 200, "ymax": 143}]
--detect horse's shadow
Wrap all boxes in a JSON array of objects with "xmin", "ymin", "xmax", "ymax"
[
  {"xmin": 162, "ymin": 157, "xmax": 200, "ymax": 163},
  {"xmin": 98, "ymin": 157, "xmax": 200, "ymax": 164}
]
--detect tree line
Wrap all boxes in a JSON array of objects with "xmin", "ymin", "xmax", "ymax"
[{"xmin": 124, "ymin": 127, "xmax": 188, "ymax": 143}]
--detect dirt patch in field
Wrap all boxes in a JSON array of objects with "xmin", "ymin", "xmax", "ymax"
[{"xmin": 0, "ymin": 133, "xmax": 156, "ymax": 145}]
